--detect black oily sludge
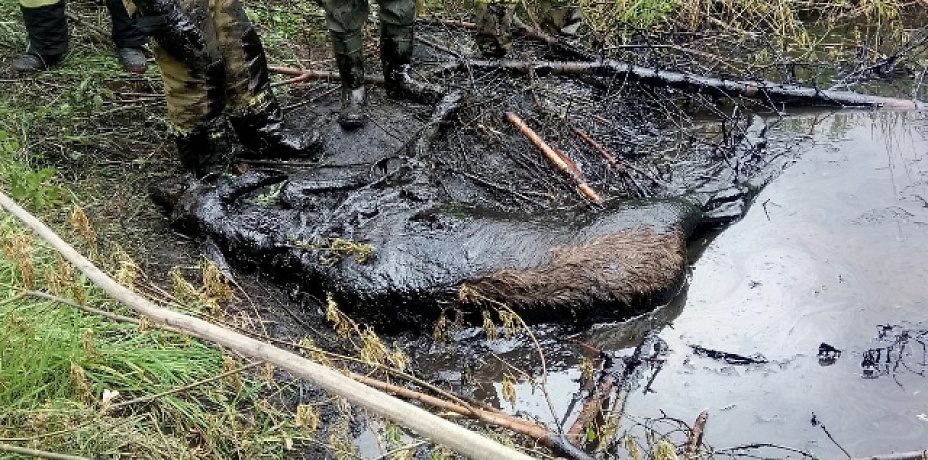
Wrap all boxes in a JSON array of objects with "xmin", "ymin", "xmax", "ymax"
[
  {"xmin": 163, "ymin": 157, "xmax": 711, "ymax": 328},
  {"xmin": 147, "ymin": 21, "xmax": 794, "ymax": 328}
]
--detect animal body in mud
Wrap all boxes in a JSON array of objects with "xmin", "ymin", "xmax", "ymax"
[
  {"xmin": 153, "ymin": 28, "xmax": 788, "ymax": 327},
  {"xmin": 165, "ymin": 159, "xmax": 709, "ymax": 326}
]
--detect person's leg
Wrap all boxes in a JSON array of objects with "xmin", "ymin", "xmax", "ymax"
[
  {"xmin": 474, "ymin": 0, "xmax": 517, "ymax": 59},
  {"xmin": 321, "ymin": 0, "xmax": 369, "ymax": 128},
  {"xmin": 104, "ymin": 0, "xmax": 149, "ymax": 73},
  {"xmin": 13, "ymin": 0, "xmax": 68, "ymax": 73},
  {"xmin": 134, "ymin": 0, "xmax": 231, "ymax": 177},
  {"xmin": 376, "ymin": 0, "xmax": 416, "ymax": 98},
  {"xmin": 212, "ymin": 0, "xmax": 319, "ymax": 159}
]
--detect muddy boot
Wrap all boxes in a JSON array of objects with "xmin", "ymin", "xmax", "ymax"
[
  {"xmin": 225, "ymin": 25, "xmax": 320, "ymax": 158},
  {"xmin": 172, "ymin": 120, "xmax": 232, "ymax": 178},
  {"xmin": 14, "ymin": 2, "xmax": 68, "ymax": 74},
  {"xmin": 117, "ymin": 47, "xmax": 148, "ymax": 73},
  {"xmin": 10, "ymin": 51, "xmax": 65, "ymax": 74},
  {"xmin": 230, "ymin": 99, "xmax": 321, "ymax": 159},
  {"xmin": 331, "ymin": 31, "xmax": 367, "ymax": 129},
  {"xmin": 380, "ymin": 24, "xmax": 414, "ymax": 99},
  {"xmin": 474, "ymin": 1, "xmax": 517, "ymax": 59},
  {"xmin": 148, "ymin": 174, "xmax": 197, "ymax": 214}
]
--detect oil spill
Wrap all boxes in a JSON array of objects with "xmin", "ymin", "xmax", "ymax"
[
  {"xmin": 160, "ymin": 34, "xmax": 797, "ymax": 326},
  {"xmin": 441, "ymin": 111, "xmax": 928, "ymax": 458}
]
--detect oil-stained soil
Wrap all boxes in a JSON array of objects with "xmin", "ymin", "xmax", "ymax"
[
  {"xmin": 415, "ymin": 111, "xmax": 928, "ymax": 459},
  {"xmin": 26, "ymin": 14, "xmax": 927, "ymax": 459},
  {"xmin": 159, "ymin": 23, "xmax": 800, "ymax": 328}
]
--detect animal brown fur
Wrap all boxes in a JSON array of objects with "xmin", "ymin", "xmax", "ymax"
[{"xmin": 464, "ymin": 226, "xmax": 686, "ymax": 309}]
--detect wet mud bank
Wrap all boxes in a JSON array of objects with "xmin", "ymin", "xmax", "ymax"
[{"xmin": 155, "ymin": 25, "xmax": 800, "ymax": 328}]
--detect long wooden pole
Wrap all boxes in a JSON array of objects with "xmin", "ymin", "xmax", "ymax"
[{"xmin": 0, "ymin": 191, "xmax": 535, "ymax": 460}]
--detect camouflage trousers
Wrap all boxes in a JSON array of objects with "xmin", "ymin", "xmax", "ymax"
[
  {"xmin": 128, "ymin": 0, "xmax": 272, "ymax": 133},
  {"xmin": 475, "ymin": 0, "xmax": 580, "ymax": 57},
  {"xmin": 320, "ymin": 0, "xmax": 417, "ymax": 34}
]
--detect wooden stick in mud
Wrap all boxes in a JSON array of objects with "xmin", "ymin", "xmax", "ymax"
[
  {"xmin": 0, "ymin": 192, "xmax": 534, "ymax": 460},
  {"xmin": 350, "ymin": 372, "xmax": 546, "ymax": 434},
  {"xmin": 351, "ymin": 372, "xmax": 596, "ymax": 460},
  {"xmin": 505, "ymin": 112, "xmax": 604, "ymax": 204},
  {"xmin": 566, "ymin": 376, "xmax": 615, "ymax": 445},
  {"xmin": 0, "ymin": 444, "xmax": 88, "ymax": 460},
  {"xmin": 464, "ymin": 60, "xmax": 924, "ymax": 110},
  {"xmin": 268, "ymin": 66, "xmax": 385, "ymax": 85},
  {"xmin": 572, "ymin": 127, "xmax": 624, "ymax": 172},
  {"xmin": 685, "ymin": 410, "xmax": 709, "ymax": 460}
]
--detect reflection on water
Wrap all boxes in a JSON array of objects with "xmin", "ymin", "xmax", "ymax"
[
  {"xmin": 469, "ymin": 111, "xmax": 928, "ymax": 458},
  {"xmin": 601, "ymin": 111, "xmax": 928, "ymax": 457}
]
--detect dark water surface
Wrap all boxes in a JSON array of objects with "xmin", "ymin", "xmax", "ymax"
[
  {"xmin": 604, "ymin": 111, "xmax": 928, "ymax": 457},
  {"xmin": 358, "ymin": 112, "xmax": 928, "ymax": 458},
  {"xmin": 469, "ymin": 111, "xmax": 928, "ymax": 458}
]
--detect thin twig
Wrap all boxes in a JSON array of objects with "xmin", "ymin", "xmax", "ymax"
[
  {"xmin": 850, "ymin": 450, "xmax": 928, "ymax": 460},
  {"xmin": 506, "ymin": 112, "xmax": 603, "ymax": 204},
  {"xmin": 19, "ymin": 289, "xmax": 183, "ymax": 334},
  {"xmin": 0, "ymin": 443, "xmax": 89, "ymax": 460},
  {"xmin": 268, "ymin": 66, "xmax": 385, "ymax": 85}
]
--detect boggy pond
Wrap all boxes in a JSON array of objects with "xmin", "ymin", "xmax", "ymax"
[{"xmin": 423, "ymin": 110, "xmax": 928, "ymax": 458}]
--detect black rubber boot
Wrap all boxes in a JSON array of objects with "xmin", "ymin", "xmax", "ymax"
[
  {"xmin": 229, "ymin": 99, "xmax": 320, "ymax": 159},
  {"xmin": 331, "ymin": 31, "xmax": 366, "ymax": 129},
  {"xmin": 173, "ymin": 120, "xmax": 232, "ymax": 178},
  {"xmin": 14, "ymin": 2, "xmax": 68, "ymax": 73},
  {"xmin": 116, "ymin": 47, "xmax": 148, "ymax": 73},
  {"xmin": 380, "ymin": 24, "xmax": 414, "ymax": 99},
  {"xmin": 228, "ymin": 27, "xmax": 320, "ymax": 158},
  {"xmin": 105, "ymin": 0, "xmax": 148, "ymax": 73}
]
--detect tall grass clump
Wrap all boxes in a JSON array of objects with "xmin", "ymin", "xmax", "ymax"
[
  {"xmin": 0, "ymin": 213, "xmax": 300, "ymax": 458},
  {"xmin": 579, "ymin": 0, "xmax": 917, "ymax": 55}
]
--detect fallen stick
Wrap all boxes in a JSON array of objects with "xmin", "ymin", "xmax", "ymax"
[
  {"xmin": 464, "ymin": 60, "xmax": 924, "ymax": 110},
  {"xmin": 505, "ymin": 112, "xmax": 604, "ymax": 204},
  {"xmin": 0, "ymin": 443, "xmax": 87, "ymax": 460},
  {"xmin": 417, "ymin": 17, "xmax": 476, "ymax": 30},
  {"xmin": 851, "ymin": 450, "xmax": 928, "ymax": 460},
  {"xmin": 571, "ymin": 127, "xmax": 651, "ymax": 197},
  {"xmin": 572, "ymin": 127, "xmax": 624, "ymax": 172},
  {"xmin": 350, "ymin": 372, "xmax": 544, "ymax": 434},
  {"xmin": 685, "ymin": 410, "xmax": 709, "ymax": 460},
  {"xmin": 566, "ymin": 373, "xmax": 615, "ymax": 445},
  {"xmin": 0, "ymin": 191, "xmax": 534, "ymax": 460},
  {"xmin": 351, "ymin": 372, "xmax": 597, "ymax": 460},
  {"xmin": 267, "ymin": 66, "xmax": 385, "ymax": 85}
]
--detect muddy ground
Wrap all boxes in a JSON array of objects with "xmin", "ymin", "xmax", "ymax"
[{"xmin": 40, "ymin": 18, "xmax": 927, "ymax": 459}]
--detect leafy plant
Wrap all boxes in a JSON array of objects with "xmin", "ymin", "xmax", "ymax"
[{"xmin": 7, "ymin": 166, "xmax": 66, "ymax": 210}]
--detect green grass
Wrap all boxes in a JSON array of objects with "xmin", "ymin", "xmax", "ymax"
[
  {"xmin": 0, "ymin": 3, "xmax": 300, "ymax": 457},
  {"xmin": 0, "ymin": 211, "xmax": 299, "ymax": 458}
]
